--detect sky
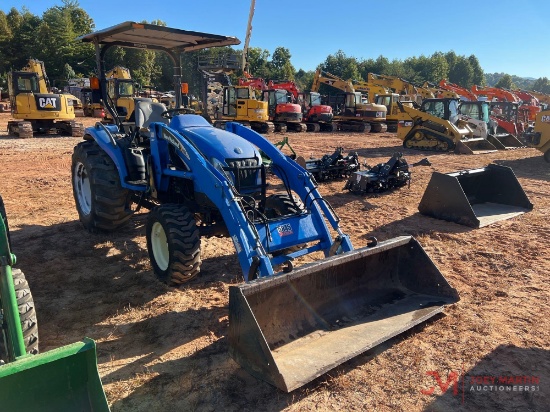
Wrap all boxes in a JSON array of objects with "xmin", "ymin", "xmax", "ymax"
[{"xmin": 2, "ymin": 0, "xmax": 550, "ymax": 79}]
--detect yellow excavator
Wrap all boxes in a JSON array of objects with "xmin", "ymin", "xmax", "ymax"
[
  {"xmin": 312, "ymin": 69, "xmax": 387, "ymax": 132},
  {"xmin": 197, "ymin": 0, "xmax": 274, "ymax": 133},
  {"xmin": 102, "ymin": 66, "xmax": 144, "ymax": 122},
  {"xmin": 367, "ymin": 73, "xmax": 433, "ymax": 105},
  {"xmin": 396, "ymin": 98, "xmax": 498, "ymax": 154},
  {"xmin": 7, "ymin": 59, "xmax": 84, "ymax": 138},
  {"xmin": 352, "ymin": 80, "xmax": 414, "ymax": 132},
  {"xmin": 523, "ymin": 109, "xmax": 550, "ymax": 162}
]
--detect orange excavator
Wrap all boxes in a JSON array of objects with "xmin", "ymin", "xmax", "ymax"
[
  {"xmin": 471, "ymin": 85, "xmax": 529, "ymax": 132},
  {"xmin": 439, "ymin": 79, "xmax": 478, "ymax": 101},
  {"xmin": 508, "ymin": 89, "xmax": 541, "ymax": 122},
  {"xmin": 267, "ymin": 80, "xmax": 334, "ymax": 132}
]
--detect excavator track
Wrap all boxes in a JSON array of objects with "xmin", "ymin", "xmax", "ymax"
[
  {"xmin": 70, "ymin": 121, "xmax": 85, "ymax": 137},
  {"xmin": 370, "ymin": 122, "xmax": 388, "ymax": 133},
  {"xmin": 403, "ymin": 128, "xmax": 455, "ymax": 152},
  {"xmin": 306, "ymin": 123, "xmax": 321, "ymax": 132},
  {"xmin": 9, "ymin": 121, "xmax": 34, "ymax": 138},
  {"xmin": 250, "ymin": 121, "xmax": 274, "ymax": 134},
  {"xmin": 287, "ymin": 122, "xmax": 306, "ymax": 132},
  {"xmin": 336, "ymin": 121, "xmax": 371, "ymax": 133}
]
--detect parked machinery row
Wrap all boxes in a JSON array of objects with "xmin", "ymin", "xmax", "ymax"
[{"xmin": 1, "ymin": 19, "xmax": 539, "ymax": 410}]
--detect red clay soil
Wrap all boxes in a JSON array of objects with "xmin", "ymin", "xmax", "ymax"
[{"xmin": 0, "ymin": 112, "xmax": 548, "ymax": 411}]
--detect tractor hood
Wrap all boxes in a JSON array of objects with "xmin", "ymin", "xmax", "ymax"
[{"xmin": 169, "ymin": 115, "xmax": 261, "ymax": 163}]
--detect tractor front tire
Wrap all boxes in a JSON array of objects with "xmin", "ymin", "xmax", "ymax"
[
  {"xmin": 0, "ymin": 269, "xmax": 39, "ymax": 362},
  {"xmin": 146, "ymin": 204, "xmax": 201, "ymax": 285},
  {"xmin": 72, "ymin": 139, "xmax": 133, "ymax": 232}
]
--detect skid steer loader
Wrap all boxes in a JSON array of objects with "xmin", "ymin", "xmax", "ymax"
[
  {"xmin": 0, "ymin": 194, "xmax": 109, "ymax": 411},
  {"xmin": 459, "ymin": 101, "xmax": 525, "ymax": 150},
  {"xmin": 396, "ymin": 99, "xmax": 497, "ymax": 154},
  {"xmin": 71, "ymin": 22, "xmax": 459, "ymax": 392}
]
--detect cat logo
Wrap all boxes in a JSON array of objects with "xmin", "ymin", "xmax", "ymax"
[
  {"xmin": 39, "ymin": 97, "xmax": 57, "ymax": 109},
  {"xmin": 34, "ymin": 95, "xmax": 61, "ymax": 111},
  {"xmin": 541, "ymin": 115, "xmax": 550, "ymax": 123}
]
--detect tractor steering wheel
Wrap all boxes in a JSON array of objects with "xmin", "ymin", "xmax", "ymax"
[{"xmin": 161, "ymin": 108, "xmax": 196, "ymax": 118}]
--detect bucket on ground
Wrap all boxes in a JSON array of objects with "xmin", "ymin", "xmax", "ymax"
[
  {"xmin": 486, "ymin": 133, "xmax": 525, "ymax": 150},
  {"xmin": 455, "ymin": 137, "xmax": 498, "ymax": 154},
  {"xmin": 418, "ymin": 164, "xmax": 533, "ymax": 228},
  {"xmin": 0, "ymin": 338, "xmax": 110, "ymax": 412},
  {"xmin": 228, "ymin": 236, "xmax": 459, "ymax": 392}
]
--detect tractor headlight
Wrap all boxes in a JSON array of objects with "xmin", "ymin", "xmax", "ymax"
[{"xmin": 211, "ymin": 158, "xmax": 233, "ymax": 183}]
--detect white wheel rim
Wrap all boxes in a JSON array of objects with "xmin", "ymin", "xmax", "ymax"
[
  {"xmin": 151, "ymin": 222, "xmax": 169, "ymax": 271},
  {"xmin": 74, "ymin": 161, "xmax": 92, "ymax": 215}
]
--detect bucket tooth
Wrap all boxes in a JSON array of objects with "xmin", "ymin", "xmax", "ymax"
[
  {"xmin": 418, "ymin": 164, "xmax": 533, "ymax": 228},
  {"xmin": 228, "ymin": 236, "xmax": 459, "ymax": 392}
]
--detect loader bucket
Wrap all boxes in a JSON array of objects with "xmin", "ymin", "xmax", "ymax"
[
  {"xmin": 418, "ymin": 164, "xmax": 533, "ymax": 228},
  {"xmin": 486, "ymin": 133, "xmax": 526, "ymax": 150},
  {"xmin": 228, "ymin": 236, "xmax": 459, "ymax": 392},
  {"xmin": 455, "ymin": 137, "xmax": 498, "ymax": 154},
  {"xmin": 0, "ymin": 338, "xmax": 110, "ymax": 412}
]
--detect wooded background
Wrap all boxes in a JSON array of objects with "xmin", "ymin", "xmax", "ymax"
[{"xmin": 2, "ymin": 1, "xmax": 550, "ymax": 97}]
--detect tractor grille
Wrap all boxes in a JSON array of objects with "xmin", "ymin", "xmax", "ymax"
[{"xmin": 225, "ymin": 158, "xmax": 261, "ymax": 193}]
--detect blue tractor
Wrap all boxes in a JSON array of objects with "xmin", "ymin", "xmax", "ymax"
[{"xmin": 71, "ymin": 22, "xmax": 459, "ymax": 392}]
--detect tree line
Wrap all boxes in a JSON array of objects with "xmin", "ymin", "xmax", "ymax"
[{"xmin": 2, "ymin": 1, "xmax": 550, "ymax": 99}]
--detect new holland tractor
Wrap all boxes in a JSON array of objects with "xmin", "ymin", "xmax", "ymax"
[{"xmin": 71, "ymin": 22, "xmax": 459, "ymax": 392}]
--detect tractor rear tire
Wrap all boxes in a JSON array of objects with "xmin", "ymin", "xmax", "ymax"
[
  {"xmin": 0, "ymin": 193, "xmax": 11, "ymax": 249},
  {"xmin": 0, "ymin": 269, "xmax": 39, "ymax": 362},
  {"xmin": 146, "ymin": 204, "xmax": 201, "ymax": 285},
  {"xmin": 72, "ymin": 139, "xmax": 134, "ymax": 232}
]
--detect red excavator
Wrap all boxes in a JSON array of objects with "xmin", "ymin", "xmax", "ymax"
[
  {"xmin": 239, "ymin": 77, "xmax": 306, "ymax": 132},
  {"xmin": 267, "ymin": 80, "xmax": 334, "ymax": 132}
]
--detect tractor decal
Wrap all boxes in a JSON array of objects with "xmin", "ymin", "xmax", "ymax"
[
  {"xmin": 276, "ymin": 223, "xmax": 293, "ymax": 237},
  {"xmin": 161, "ymin": 129, "xmax": 190, "ymax": 159}
]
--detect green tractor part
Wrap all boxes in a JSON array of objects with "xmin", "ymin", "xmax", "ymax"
[
  {"xmin": 228, "ymin": 236, "xmax": 459, "ymax": 392},
  {"xmin": 261, "ymin": 135, "xmax": 297, "ymax": 166},
  {"xmin": 0, "ymin": 339, "xmax": 110, "ymax": 412},
  {"xmin": 418, "ymin": 164, "xmax": 533, "ymax": 228},
  {"xmin": 0, "ymin": 195, "xmax": 110, "ymax": 411}
]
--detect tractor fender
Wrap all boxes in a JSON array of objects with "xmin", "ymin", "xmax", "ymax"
[{"xmin": 83, "ymin": 123, "xmax": 145, "ymax": 191}]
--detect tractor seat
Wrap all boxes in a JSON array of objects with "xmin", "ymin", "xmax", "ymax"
[{"xmin": 135, "ymin": 100, "xmax": 169, "ymax": 131}]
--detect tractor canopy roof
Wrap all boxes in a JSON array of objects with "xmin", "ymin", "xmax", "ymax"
[{"xmin": 78, "ymin": 21, "xmax": 240, "ymax": 53}]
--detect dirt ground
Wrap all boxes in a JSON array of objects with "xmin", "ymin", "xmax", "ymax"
[{"xmin": 0, "ymin": 112, "xmax": 548, "ymax": 412}]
